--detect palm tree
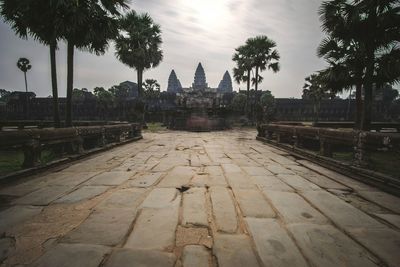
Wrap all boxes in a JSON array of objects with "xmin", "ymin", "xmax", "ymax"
[
  {"xmin": 303, "ymin": 73, "xmax": 331, "ymax": 123},
  {"xmin": 318, "ymin": 0, "xmax": 400, "ymax": 130},
  {"xmin": 115, "ymin": 11, "xmax": 163, "ymax": 98},
  {"xmin": 17, "ymin": 57, "xmax": 31, "ymax": 93},
  {"xmin": 245, "ymin": 36, "xmax": 280, "ymax": 93},
  {"xmin": 61, "ymin": 0, "xmax": 128, "ymax": 126},
  {"xmin": 233, "ymin": 45, "xmax": 253, "ymax": 113}
]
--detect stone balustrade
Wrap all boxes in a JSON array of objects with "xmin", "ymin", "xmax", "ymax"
[
  {"xmin": 257, "ymin": 124, "xmax": 400, "ymax": 167},
  {"xmin": 0, "ymin": 123, "xmax": 142, "ymax": 168}
]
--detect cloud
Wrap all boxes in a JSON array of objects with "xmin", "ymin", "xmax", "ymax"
[{"xmin": 0, "ymin": 0, "xmax": 326, "ymax": 98}]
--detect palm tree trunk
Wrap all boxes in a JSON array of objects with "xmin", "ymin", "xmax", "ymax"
[
  {"xmin": 24, "ymin": 71, "xmax": 29, "ymax": 119},
  {"xmin": 50, "ymin": 41, "xmax": 60, "ymax": 128},
  {"xmin": 246, "ymin": 69, "xmax": 251, "ymax": 116},
  {"xmin": 66, "ymin": 41, "xmax": 74, "ymax": 127},
  {"xmin": 137, "ymin": 69, "xmax": 143, "ymax": 98},
  {"xmin": 355, "ymin": 82, "xmax": 362, "ymax": 129},
  {"xmin": 255, "ymin": 66, "xmax": 259, "ymax": 92},
  {"xmin": 361, "ymin": 54, "xmax": 374, "ymax": 131}
]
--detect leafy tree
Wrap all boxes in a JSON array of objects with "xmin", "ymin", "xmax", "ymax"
[
  {"xmin": 94, "ymin": 86, "xmax": 114, "ymax": 119},
  {"xmin": 109, "ymin": 85, "xmax": 130, "ymax": 99},
  {"xmin": 259, "ymin": 90, "xmax": 276, "ymax": 123},
  {"xmin": 143, "ymin": 79, "xmax": 161, "ymax": 99},
  {"xmin": 0, "ymin": 89, "xmax": 11, "ymax": 103},
  {"xmin": 16, "ymin": 57, "xmax": 31, "ymax": 93},
  {"xmin": 233, "ymin": 45, "xmax": 253, "ymax": 112},
  {"xmin": 245, "ymin": 36, "xmax": 280, "ymax": 93},
  {"xmin": 115, "ymin": 11, "xmax": 163, "ymax": 98},
  {"xmin": 230, "ymin": 93, "xmax": 247, "ymax": 114}
]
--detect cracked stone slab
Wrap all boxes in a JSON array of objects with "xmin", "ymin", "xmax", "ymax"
[
  {"xmin": 128, "ymin": 172, "xmax": 165, "ymax": 187},
  {"xmin": 251, "ymin": 175, "xmax": 294, "ymax": 192},
  {"xmin": 357, "ymin": 191, "xmax": 400, "ymax": 214},
  {"xmin": 242, "ymin": 166, "xmax": 273, "ymax": 176},
  {"xmin": 140, "ymin": 188, "xmax": 178, "ymax": 209},
  {"xmin": 213, "ymin": 234, "xmax": 260, "ymax": 267},
  {"xmin": 13, "ymin": 186, "xmax": 72, "ymax": 206},
  {"xmin": 245, "ymin": 218, "xmax": 308, "ymax": 267},
  {"xmin": 0, "ymin": 205, "xmax": 42, "ymax": 233},
  {"xmin": 182, "ymin": 188, "xmax": 208, "ymax": 227},
  {"xmin": 373, "ymin": 213, "xmax": 400, "ymax": 228},
  {"xmin": 182, "ymin": 245, "xmax": 209, "ymax": 267},
  {"xmin": 277, "ymin": 174, "xmax": 321, "ymax": 191},
  {"xmin": 104, "ymin": 249, "xmax": 176, "ymax": 267},
  {"xmin": 288, "ymin": 224, "xmax": 380, "ymax": 267},
  {"xmin": 298, "ymin": 172, "xmax": 350, "ymax": 190},
  {"xmin": 233, "ymin": 188, "xmax": 275, "ymax": 218},
  {"xmin": 54, "ymin": 186, "xmax": 109, "ymax": 204},
  {"xmin": 46, "ymin": 172, "xmax": 100, "ymax": 186},
  {"xmin": 264, "ymin": 190, "xmax": 328, "ymax": 224},
  {"xmin": 62, "ymin": 208, "xmax": 137, "ymax": 246},
  {"xmin": 157, "ymin": 166, "xmax": 196, "ymax": 187},
  {"xmin": 32, "ymin": 243, "xmax": 110, "ymax": 267},
  {"xmin": 0, "ymin": 237, "xmax": 15, "ymax": 263},
  {"xmin": 224, "ymin": 172, "xmax": 256, "ymax": 189},
  {"xmin": 97, "ymin": 188, "xmax": 146, "ymax": 209},
  {"xmin": 221, "ymin": 163, "xmax": 242, "ymax": 173},
  {"xmin": 85, "ymin": 171, "xmax": 134, "ymax": 186},
  {"xmin": 125, "ymin": 199, "xmax": 180, "ymax": 250},
  {"xmin": 265, "ymin": 164, "xmax": 295, "ymax": 175},
  {"xmin": 210, "ymin": 187, "xmax": 237, "ymax": 233}
]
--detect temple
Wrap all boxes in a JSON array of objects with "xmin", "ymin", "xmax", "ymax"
[
  {"xmin": 166, "ymin": 69, "xmax": 183, "ymax": 93},
  {"xmin": 217, "ymin": 71, "xmax": 233, "ymax": 93},
  {"xmin": 192, "ymin": 63, "xmax": 208, "ymax": 90}
]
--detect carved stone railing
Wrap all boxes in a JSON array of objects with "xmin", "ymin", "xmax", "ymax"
[
  {"xmin": 0, "ymin": 123, "xmax": 142, "ymax": 168},
  {"xmin": 0, "ymin": 120, "xmax": 130, "ymax": 130},
  {"xmin": 257, "ymin": 124, "xmax": 400, "ymax": 167}
]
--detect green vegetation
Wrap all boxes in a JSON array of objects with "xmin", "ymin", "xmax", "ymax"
[{"xmin": 144, "ymin": 122, "xmax": 167, "ymax": 132}]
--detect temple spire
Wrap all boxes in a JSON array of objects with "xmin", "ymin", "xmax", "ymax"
[
  {"xmin": 192, "ymin": 62, "xmax": 208, "ymax": 90},
  {"xmin": 167, "ymin": 69, "xmax": 183, "ymax": 93},
  {"xmin": 218, "ymin": 70, "xmax": 233, "ymax": 93}
]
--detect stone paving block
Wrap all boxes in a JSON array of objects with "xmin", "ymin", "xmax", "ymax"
[
  {"xmin": 299, "ymin": 172, "xmax": 350, "ymax": 190},
  {"xmin": 128, "ymin": 172, "xmax": 164, "ymax": 187},
  {"xmin": 32, "ymin": 243, "xmax": 110, "ymax": 267},
  {"xmin": 289, "ymin": 224, "xmax": 379, "ymax": 267},
  {"xmin": 210, "ymin": 187, "xmax": 237, "ymax": 233},
  {"xmin": 264, "ymin": 191, "xmax": 328, "ymax": 224},
  {"xmin": 182, "ymin": 245, "xmax": 209, "ymax": 267},
  {"xmin": 221, "ymin": 163, "xmax": 242, "ymax": 173},
  {"xmin": 265, "ymin": 164, "xmax": 295, "ymax": 175},
  {"xmin": 0, "ymin": 237, "xmax": 15, "ymax": 263},
  {"xmin": 251, "ymin": 175, "xmax": 294, "ymax": 191},
  {"xmin": 104, "ymin": 248, "xmax": 176, "ymax": 267},
  {"xmin": 97, "ymin": 188, "xmax": 146, "ymax": 209},
  {"xmin": 182, "ymin": 188, "xmax": 208, "ymax": 226},
  {"xmin": 373, "ymin": 213, "xmax": 400, "ymax": 228},
  {"xmin": 46, "ymin": 172, "xmax": 100, "ymax": 186},
  {"xmin": 234, "ymin": 158, "xmax": 262, "ymax": 167},
  {"xmin": 85, "ymin": 171, "xmax": 134, "ymax": 186},
  {"xmin": 348, "ymin": 227, "xmax": 400, "ymax": 267},
  {"xmin": 157, "ymin": 166, "xmax": 196, "ymax": 187},
  {"xmin": 225, "ymin": 172, "xmax": 256, "ymax": 189},
  {"xmin": 13, "ymin": 186, "xmax": 72, "ymax": 205},
  {"xmin": 125, "ymin": 200, "xmax": 180, "ymax": 250},
  {"xmin": 357, "ymin": 191, "xmax": 400, "ymax": 214},
  {"xmin": 245, "ymin": 218, "xmax": 308, "ymax": 267},
  {"xmin": 0, "ymin": 205, "xmax": 42, "ymax": 233},
  {"xmin": 242, "ymin": 166, "xmax": 273, "ymax": 176},
  {"xmin": 213, "ymin": 234, "xmax": 260, "ymax": 267},
  {"xmin": 277, "ymin": 174, "xmax": 321, "ymax": 191},
  {"xmin": 233, "ymin": 188, "xmax": 275, "ymax": 218},
  {"xmin": 54, "ymin": 186, "xmax": 109, "ymax": 204},
  {"xmin": 140, "ymin": 188, "xmax": 178, "ymax": 209},
  {"xmin": 301, "ymin": 190, "xmax": 385, "ymax": 230},
  {"xmin": 62, "ymin": 208, "xmax": 137, "ymax": 246},
  {"xmin": 204, "ymin": 166, "xmax": 224, "ymax": 176}
]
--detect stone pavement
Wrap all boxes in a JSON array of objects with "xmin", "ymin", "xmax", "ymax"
[{"xmin": 0, "ymin": 129, "xmax": 399, "ymax": 267}]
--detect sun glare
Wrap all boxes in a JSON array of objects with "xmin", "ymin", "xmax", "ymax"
[{"xmin": 183, "ymin": 0, "xmax": 230, "ymax": 29}]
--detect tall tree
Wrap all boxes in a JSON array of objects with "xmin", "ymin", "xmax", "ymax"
[
  {"xmin": 62, "ymin": 0, "xmax": 128, "ymax": 126},
  {"xmin": 115, "ymin": 11, "xmax": 163, "ymax": 98},
  {"xmin": 17, "ymin": 57, "xmax": 31, "ymax": 93},
  {"xmin": 233, "ymin": 45, "xmax": 253, "ymax": 113},
  {"xmin": 318, "ymin": 0, "xmax": 400, "ymax": 130},
  {"xmin": 245, "ymin": 36, "xmax": 280, "ymax": 93}
]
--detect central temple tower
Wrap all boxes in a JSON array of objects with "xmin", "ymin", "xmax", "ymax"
[{"xmin": 192, "ymin": 63, "xmax": 208, "ymax": 90}]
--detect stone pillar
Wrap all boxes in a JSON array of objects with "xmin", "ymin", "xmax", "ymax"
[
  {"xmin": 353, "ymin": 131, "xmax": 369, "ymax": 167},
  {"xmin": 22, "ymin": 139, "xmax": 41, "ymax": 168}
]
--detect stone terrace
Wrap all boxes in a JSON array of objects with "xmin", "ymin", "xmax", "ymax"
[{"xmin": 0, "ymin": 129, "xmax": 400, "ymax": 267}]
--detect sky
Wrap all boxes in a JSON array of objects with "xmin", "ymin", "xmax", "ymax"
[{"xmin": 0, "ymin": 0, "xmax": 328, "ymax": 98}]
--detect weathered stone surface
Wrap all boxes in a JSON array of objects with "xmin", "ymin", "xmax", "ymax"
[
  {"xmin": 157, "ymin": 166, "xmax": 196, "ymax": 187},
  {"xmin": 128, "ymin": 172, "xmax": 165, "ymax": 187},
  {"xmin": 182, "ymin": 188, "xmax": 208, "ymax": 226},
  {"xmin": 14, "ymin": 186, "xmax": 71, "ymax": 205},
  {"xmin": 242, "ymin": 166, "xmax": 273, "ymax": 176},
  {"xmin": 47, "ymin": 172, "xmax": 99, "ymax": 186},
  {"xmin": 0, "ymin": 237, "xmax": 15, "ymax": 263},
  {"xmin": 97, "ymin": 188, "xmax": 146, "ymax": 209},
  {"xmin": 265, "ymin": 164, "xmax": 295, "ymax": 175},
  {"xmin": 264, "ymin": 191, "xmax": 328, "ymax": 224},
  {"xmin": 54, "ymin": 186, "xmax": 109, "ymax": 204},
  {"xmin": 125, "ymin": 200, "xmax": 179, "ymax": 250},
  {"xmin": 191, "ymin": 173, "xmax": 227, "ymax": 187},
  {"xmin": 225, "ymin": 172, "xmax": 256, "ymax": 189},
  {"xmin": 374, "ymin": 213, "xmax": 400, "ymax": 228},
  {"xmin": 301, "ymin": 190, "xmax": 384, "ymax": 230},
  {"xmin": 85, "ymin": 171, "xmax": 133, "ymax": 186},
  {"xmin": 251, "ymin": 175, "xmax": 294, "ymax": 191},
  {"xmin": 62, "ymin": 208, "xmax": 137, "ymax": 246},
  {"xmin": 299, "ymin": 172, "xmax": 349, "ymax": 190},
  {"xmin": 140, "ymin": 188, "xmax": 178, "ymax": 209},
  {"xmin": 205, "ymin": 166, "xmax": 224, "ymax": 176},
  {"xmin": 348, "ymin": 227, "xmax": 400, "ymax": 267},
  {"xmin": 33, "ymin": 243, "xmax": 110, "ymax": 267},
  {"xmin": 289, "ymin": 224, "xmax": 379, "ymax": 267},
  {"xmin": 213, "ymin": 234, "xmax": 259, "ymax": 267},
  {"xmin": 0, "ymin": 205, "xmax": 42, "ymax": 233},
  {"xmin": 277, "ymin": 174, "xmax": 321, "ymax": 191},
  {"xmin": 245, "ymin": 218, "xmax": 308, "ymax": 267},
  {"xmin": 104, "ymin": 249, "xmax": 176, "ymax": 267},
  {"xmin": 221, "ymin": 163, "xmax": 242, "ymax": 173},
  {"xmin": 357, "ymin": 191, "xmax": 400, "ymax": 214},
  {"xmin": 233, "ymin": 188, "xmax": 275, "ymax": 218},
  {"xmin": 210, "ymin": 187, "xmax": 237, "ymax": 233},
  {"xmin": 182, "ymin": 245, "xmax": 209, "ymax": 267}
]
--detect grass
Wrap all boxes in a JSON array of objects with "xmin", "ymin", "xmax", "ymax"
[
  {"xmin": 0, "ymin": 149, "xmax": 58, "ymax": 176},
  {"xmin": 144, "ymin": 122, "xmax": 167, "ymax": 132}
]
